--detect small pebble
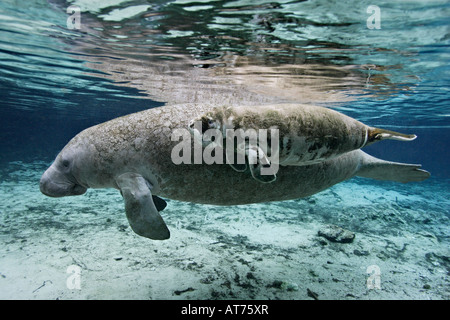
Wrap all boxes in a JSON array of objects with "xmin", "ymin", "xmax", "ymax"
[{"xmin": 318, "ymin": 225, "xmax": 355, "ymax": 243}]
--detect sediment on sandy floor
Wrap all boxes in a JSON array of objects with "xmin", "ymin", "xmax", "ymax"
[{"xmin": 0, "ymin": 161, "xmax": 448, "ymax": 299}]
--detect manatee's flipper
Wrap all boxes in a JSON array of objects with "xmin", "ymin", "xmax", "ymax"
[
  {"xmin": 116, "ymin": 172, "xmax": 170, "ymax": 240},
  {"xmin": 357, "ymin": 152, "xmax": 430, "ymax": 183},
  {"xmin": 367, "ymin": 127, "xmax": 417, "ymax": 145},
  {"xmin": 152, "ymin": 195, "xmax": 167, "ymax": 212},
  {"xmin": 247, "ymin": 145, "xmax": 277, "ymax": 183}
]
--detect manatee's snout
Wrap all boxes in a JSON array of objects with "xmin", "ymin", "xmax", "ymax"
[{"xmin": 40, "ymin": 166, "xmax": 87, "ymax": 197}]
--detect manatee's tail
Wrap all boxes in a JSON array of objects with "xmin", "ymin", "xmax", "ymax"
[
  {"xmin": 366, "ymin": 127, "xmax": 417, "ymax": 146},
  {"xmin": 357, "ymin": 152, "xmax": 430, "ymax": 183}
]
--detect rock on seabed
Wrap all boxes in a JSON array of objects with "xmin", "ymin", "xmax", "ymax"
[{"xmin": 318, "ymin": 225, "xmax": 355, "ymax": 243}]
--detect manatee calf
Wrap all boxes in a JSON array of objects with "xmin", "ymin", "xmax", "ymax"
[
  {"xmin": 190, "ymin": 104, "xmax": 417, "ymax": 182},
  {"xmin": 40, "ymin": 103, "xmax": 430, "ymax": 240}
]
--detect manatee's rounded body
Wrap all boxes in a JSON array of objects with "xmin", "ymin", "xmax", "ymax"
[
  {"xmin": 56, "ymin": 104, "xmax": 361, "ymax": 204},
  {"xmin": 40, "ymin": 103, "xmax": 430, "ymax": 239},
  {"xmin": 199, "ymin": 104, "xmax": 368, "ymax": 165},
  {"xmin": 158, "ymin": 150, "xmax": 361, "ymax": 205},
  {"xmin": 193, "ymin": 104, "xmax": 417, "ymax": 167}
]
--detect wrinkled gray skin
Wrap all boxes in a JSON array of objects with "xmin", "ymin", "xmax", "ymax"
[
  {"xmin": 190, "ymin": 104, "xmax": 418, "ymax": 183},
  {"xmin": 40, "ymin": 103, "xmax": 430, "ymax": 240}
]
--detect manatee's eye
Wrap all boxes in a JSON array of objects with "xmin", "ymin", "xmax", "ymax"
[{"xmin": 62, "ymin": 159, "xmax": 70, "ymax": 168}]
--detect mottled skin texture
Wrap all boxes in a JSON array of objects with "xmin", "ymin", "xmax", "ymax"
[
  {"xmin": 40, "ymin": 103, "xmax": 430, "ymax": 238},
  {"xmin": 193, "ymin": 104, "xmax": 416, "ymax": 166}
]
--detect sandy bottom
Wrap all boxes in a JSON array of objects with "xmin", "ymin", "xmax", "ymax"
[{"xmin": 0, "ymin": 161, "xmax": 448, "ymax": 300}]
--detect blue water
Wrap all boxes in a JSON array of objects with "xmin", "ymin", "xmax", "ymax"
[
  {"xmin": 0, "ymin": 0, "xmax": 449, "ymax": 300},
  {"xmin": 1, "ymin": 0, "xmax": 449, "ymax": 176}
]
